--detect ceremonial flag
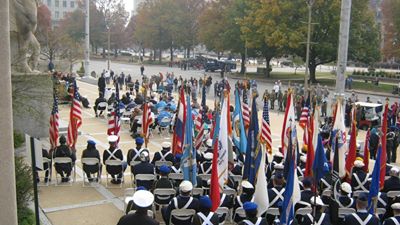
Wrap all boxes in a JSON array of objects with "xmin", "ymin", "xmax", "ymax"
[
  {"xmin": 141, "ymin": 102, "xmax": 153, "ymax": 147},
  {"xmin": 49, "ymin": 91, "xmax": 59, "ymax": 150},
  {"xmin": 260, "ymin": 95, "xmax": 272, "ymax": 154},
  {"xmin": 312, "ymin": 134, "xmax": 330, "ymax": 181},
  {"xmin": 218, "ymin": 94, "xmax": 229, "ymax": 189},
  {"xmin": 108, "ymin": 83, "xmax": 121, "ymax": 144},
  {"xmin": 281, "ymin": 91, "xmax": 296, "ymax": 156},
  {"xmin": 242, "ymin": 88, "xmax": 250, "ymax": 129},
  {"xmin": 172, "ymin": 88, "xmax": 186, "ymax": 155},
  {"xmin": 380, "ymin": 102, "xmax": 389, "ymax": 189},
  {"xmin": 304, "ymin": 114, "xmax": 314, "ymax": 177},
  {"xmin": 303, "ymin": 120, "xmax": 309, "ymax": 148},
  {"xmin": 345, "ymin": 106, "xmax": 357, "ymax": 178},
  {"xmin": 299, "ymin": 95, "xmax": 310, "ymax": 129},
  {"xmin": 253, "ymin": 145, "xmax": 269, "ymax": 216},
  {"xmin": 210, "ymin": 112, "xmax": 221, "ymax": 211},
  {"xmin": 243, "ymin": 94, "xmax": 260, "ymax": 183},
  {"xmin": 368, "ymin": 147, "xmax": 382, "ymax": 214},
  {"xmin": 194, "ymin": 85, "xmax": 206, "ymax": 150},
  {"xmin": 233, "ymin": 88, "xmax": 247, "ymax": 153},
  {"xmin": 363, "ymin": 129, "xmax": 371, "ymax": 172},
  {"xmin": 331, "ymin": 100, "xmax": 347, "ymax": 178},
  {"xmin": 67, "ymin": 80, "xmax": 82, "ymax": 149},
  {"xmin": 181, "ymin": 94, "xmax": 197, "ymax": 186}
]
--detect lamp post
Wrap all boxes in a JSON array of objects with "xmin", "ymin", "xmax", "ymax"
[
  {"xmin": 304, "ymin": 0, "xmax": 314, "ymax": 96},
  {"xmin": 84, "ymin": 0, "xmax": 90, "ymax": 77}
]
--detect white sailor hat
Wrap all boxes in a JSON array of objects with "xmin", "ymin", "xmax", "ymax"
[
  {"xmin": 179, "ymin": 180, "xmax": 193, "ymax": 192},
  {"xmin": 275, "ymin": 152, "xmax": 284, "ymax": 158},
  {"xmin": 204, "ymin": 152, "xmax": 213, "ymax": 160},
  {"xmin": 107, "ymin": 135, "xmax": 118, "ymax": 143},
  {"xmin": 241, "ymin": 180, "xmax": 254, "ymax": 189},
  {"xmin": 274, "ymin": 163, "xmax": 284, "ymax": 170},
  {"xmin": 354, "ymin": 160, "xmax": 365, "ymax": 168},
  {"xmin": 391, "ymin": 167, "xmax": 400, "ymax": 174},
  {"xmin": 300, "ymin": 155, "xmax": 307, "ymax": 163},
  {"xmin": 206, "ymin": 139, "xmax": 213, "ymax": 147},
  {"xmin": 392, "ymin": 203, "xmax": 400, "ymax": 210},
  {"xmin": 310, "ymin": 196, "xmax": 326, "ymax": 206},
  {"xmin": 341, "ymin": 182, "xmax": 352, "ymax": 194},
  {"xmin": 161, "ymin": 142, "xmax": 171, "ymax": 148},
  {"xmin": 132, "ymin": 190, "xmax": 154, "ymax": 208}
]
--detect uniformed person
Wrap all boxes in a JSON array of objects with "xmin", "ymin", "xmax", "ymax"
[
  {"xmin": 162, "ymin": 180, "xmax": 199, "ymax": 225},
  {"xmin": 151, "ymin": 142, "xmax": 174, "ymax": 165},
  {"xmin": 153, "ymin": 165, "xmax": 175, "ymax": 206},
  {"xmin": 300, "ymin": 196, "xmax": 331, "ymax": 225},
  {"xmin": 133, "ymin": 150, "xmax": 155, "ymax": 190},
  {"xmin": 81, "ymin": 140, "xmax": 101, "ymax": 182},
  {"xmin": 296, "ymin": 178, "xmax": 313, "ymax": 211},
  {"xmin": 171, "ymin": 154, "xmax": 182, "ymax": 174},
  {"xmin": 199, "ymin": 153, "xmax": 213, "ymax": 174},
  {"xmin": 343, "ymin": 192, "xmax": 380, "ymax": 225},
  {"xmin": 54, "ymin": 135, "xmax": 76, "ymax": 182},
  {"xmin": 383, "ymin": 167, "xmax": 400, "ymax": 193},
  {"xmin": 266, "ymin": 152, "xmax": 284, "ymax": 180},
  {"xmin": 297, "ymin": 155, "xmax": 306, "ymax": 177},
  {"xmin": 267, "ymin": 174, "xmax": 286, "ymax": 224},
  {"xmin": 337, "ymin": 182, "xmax": 355, "ymax": 209},
  {"xmin": 192, "ymin": 196, "xmax": 219, "ymax": 225},
  {"xmin": 238, "ymin": 202, "xmax": 268, "ymax": 225},
  {"xmin": 117, "ymin": 190, "xmax": 159, "ymax": 225},
  {"xmin": 351, "ymin": 160, "xmax": 369, "ymax": 192},
  {"xmin": 103, "ymin": 135, "xmax": 125, "ymax": 184},
  {"xmin": 127, "ymin": 137, "xmax": 145, "ymax": 171},
  {"xmin": 234, "ymin": 181, "xmax": 255, "ymax": 222},
  {"xmin": 383, "ymin": 203, "xmax": 400, "ymax": 225}
]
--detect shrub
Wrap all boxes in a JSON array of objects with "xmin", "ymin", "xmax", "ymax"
[
  {"xmin": 14, "ymin": 131, "xmax": 24, "ymax": 148},
  {"xmin": 15, "ymin": 156, "xmax": 33, "ymax": 224}
]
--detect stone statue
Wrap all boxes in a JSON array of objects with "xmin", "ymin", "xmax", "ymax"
[{"xmin": 9, "ymin": 0, "xmax": 40, "ymax": 73}]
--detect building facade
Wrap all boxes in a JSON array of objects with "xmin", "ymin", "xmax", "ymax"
[{"xmin": 41, "ymin": 0, "xmax": 78, "ymax": 26}]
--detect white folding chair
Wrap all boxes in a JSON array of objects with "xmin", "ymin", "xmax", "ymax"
[
  {"xmin": 130, "ymin": 160, "xmax": 141, "ymax": 184},
  {"xmin": 322, "ymin": 189, "xmax": 332, "ymax": 197},
  {"xmin": 97, "ymin": 102, "xmax": 107, "ymax": 117},
  {"xmin": 216, "ymin": 207, "xmax": 230, "ymax": 225},
  {"xmin": 105, "ymin": 159, "xmax": 124, "ymax": 188},
  {"xmin": 353, "ymin": 190, "xmax": 365, "ymax": 198},
  {"xmin": 53, "ymin": 157, "xmax": 75, "ymax": 186},
  {"xmin": 231, "ymin": 175, "xmax": 242, "ymax": 183},
  {"xmin": 153, "ymin": 188, "xmax": 176, "ymax": 213},
  {"xmin": 155, "ymin": 161, "xmax": 173, "ymax": 168},
  {"xmin": 124, "ymin": 188, "xmax": 136, "ymax": 212},
  {"xmin": 338, "ymin": 208, "xmax": 356, "ymax": 218},
  {"xmin": 266, "ymin": 207, "xmax": 280, "ymax": 216},
  {"xmin": 134, "ymin": 174, "xmax": 155, "ymax": 188},
  {"xmin": 192, "ymin": 188, "xmax": 204, "ymax": 197},
  {"xmin": 159, "ymin": 117, "xmax": 172, "ymax": 136},
  {"xmin": 387, "ymin": 191, "xmax": 400, "ymax": 199},
  {"xmin": 81, "ymin": 158, "xmax": 101, "ymax": 187},
  {"xmin": 38, "ymin": 157, "xmax": 52, "ymax": 187},
  {"xmin": 127, "ymin": 209, "xmax": 154, "ymax": 218},
  {"xmin": 376, "ymin": 208, "xmax": 386, "ymax": 216},
  {"xmin": 198, "ymin": 174, "xmax": 211, "ymax": 182},
  {"xmin": 169, "ymin": 209, "xmax": 196, "ymax": 225},
  {"xmin": 234, "ymin": 207, "xmax": 246, "ymax": 220},
  {"xmin": 295, "ymin": 207, "xmax": 312, "ymax": 216},
  {"xmin": 169, "ymin": 173, "xmax": 183, "ymax": 183},
  {"xmin": 223, "ymin": 188, "xmax": 237, "ymax": 197}
]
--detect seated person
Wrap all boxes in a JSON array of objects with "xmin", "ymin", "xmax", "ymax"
[
  {"xmin": 103, "ymin": 135, "xmax": 126, "ymax": 184},
  {"xmin": 151, "ymin": 142, "xmax": 175, "ymax": 166},
  {"xmin": 153, "ymin": 165, "xmax": 175, "ymax": 205},
  {"xmin": 81, "ymin": 140, "xmax": 101, "ymax": 182},
  {"xmin": 192, "ymin": 196, "xmax": 219, "ymax": 225},
  {"xmin": 300, "ymin": 196, "xmax": 331, "ymax": 225},
  {"xmin": 343, "ymin": 192, "xmax": 380, "ymax": 225},
  {"xmin": 337, "ymin": 182, "xmax": 355, "ymax": 209},
  {"xmin": 133, "ymin": 150, "xmax": 155, "ymax": 190},
  {"xmin": 238, "ymin": 202, "xmax": 268, "ymax": 225},
  {"xmin": 234, "ymin": 181, "xmax": 255, "ymax": 222},
  {"xmin": 35, "ymin": 148, "xmax": 51, "ymax": 183},
  {"xmin": 93, "ymin": 92, "xmax": 107, "ymax": 117},
  {"xmin": 53, "ymin": 135, "xmax": 76, "ymax": 182}
]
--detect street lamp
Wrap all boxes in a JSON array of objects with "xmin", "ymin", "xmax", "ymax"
[{"xmin": 304, "ymin": 0, "xmax": 314, "ymax": 96}]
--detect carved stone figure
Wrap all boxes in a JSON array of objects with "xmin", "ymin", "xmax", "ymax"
[{"xmin": 10, "ymin": 0, "xmax": 40, "ymax": 73}]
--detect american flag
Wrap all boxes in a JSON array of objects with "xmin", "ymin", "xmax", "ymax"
[
  {"xmin": 142, "ymin": 101, "xmax": 153, "ymax": 147},
  {"xmin": 67, "ymin": 80, "xmax": 82, "ymax": 149},
  {"xmin": 260, "ymin": 95, "xmax": 272, "ymax": 154},
  {"xmin": 242, "ymin": 88, "xmax": 250, "ymax": 129},
  {"xmin": 299, "ymin": 96, "xmax": 310, "ymax": 129},
  {"xmin": 107, "ymin": 83, "xmax": 121, "ymax": 143},
  {"xmin": 49, "ymin": 91, "xmax": 59, "ymax": 150},
  {"xmin": 194, "ymin": 85, "xmax": 206, "ymax": 150}
]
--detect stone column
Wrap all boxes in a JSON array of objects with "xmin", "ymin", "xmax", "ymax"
[{"xmin": 0, "ymin": 0, "xmax": 18, "ymax": 224}]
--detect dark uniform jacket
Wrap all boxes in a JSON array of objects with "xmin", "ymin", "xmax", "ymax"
[
  {"xmin": 117, "ymin": 211, "xmax": 159, "ymax": 225},
  {"xmin": 103, "ymin": 147, "xmax": 123, "ymax": 175},
  {"xmin": 82, "ymin": 147, "xmax": 100, "ymax": 173},
  {"xmin": 127, "ymin": 147, "xmax": 143, "ymax": 168},
  {"xmin": 199, "ymin": 162, "xmax": 212, "ymax": 174},
  {"xmin": 192, "ymin": 211, "xmax": 219, "ymax": 225},
  {"xmin": 383, "ymin": 216, "xmax": 400, "ymax": 225},
  {"xmin": 351, "ymin": 170, "xmax": 370, "ymax": 192},
  {"xmin": 343, "ymin": 211, "xmax": 380, "ymax": 225},
  {"xmin": 153, "ymin": 177, "xmax": 175, "ymax": 205},
  {"xmin": 234, "ymin": 193, "xmax": 254, "ymax": 222},
  {"xmin": 383, "ymin": 177, "xmax": 400, "ymax": 193},
  {"xmin": 133, "ymin": 162, "xmax": 155, "ymax": 190},
  {"xmin": 268, "ymin": 187, "xmax": 286, "ymax": 208},
  {"xmin": 295, "ymin": 189, "xmax": 313, "ymax": 212},
  {"xmin": 300, "ymin": 212, "xmax": 331, "ymax": 225},
  {"xmin": 54, "ymin": 144, "xmax": 75, "ymax": 173},
  {"xmin": 151, "ymin": 149, "xmax": 175, "ymax": 164},
  {"xmin": 164, "ymin": 195, "xmax": 199, "ymax": 225},
  {"xmin": 337, "ymin": 195, "xmax": 356, "ymax": 209}
]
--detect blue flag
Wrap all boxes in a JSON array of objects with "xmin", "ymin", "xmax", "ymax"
[
  {"xmin": 181, "ymin": 94, "xmax": 197, "ymax": 186},
  {"xmin": 280, "ymin": 150, "xmax": 295, "ymax": 225},
  {"xmin": 312, "ymin": 134, "xmax": 330, "ymax": 181},
  {"xmin": 368, "ymin": 147, "xmax": 381, "ymax": 214},
  {"xmin": 243, "ymin": 95, "xmax": 260, "ymax": 183},
  {"xmin": 233, "ymin": 88, "xmax": 247, "ymax": 153}
]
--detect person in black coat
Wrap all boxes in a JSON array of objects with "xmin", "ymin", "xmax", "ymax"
[
  {"xmin": 151, "ymin": 142, "xmax": 175, "ymax": 165},
  {"xmin": 383, "ymin": 167, "xmax": 400, "ymax": 193},
  {"xmin": 93, "ymin": 92, "xmax": 107, "ymax": 117},
  {"xmin": 300, "ymin": 196, "xmax": 331, "ymax": 225},
  {"xmin": 351, "ymin": 160, "xmax": 370, "ymax": 192},
  {"xmin": 237, "ymin": 202, "xmax": 268, "ymax": 225},
  {"xmin": 369, "ymin": 128, "xmax": 380, "ymax": 160},
  {"xmin": 133, "ymin": 150, "xmax": 155, "ymax": 190},
  {"xmin": 199, "ymin": 153, "xmax": 213, "ymax": 174},
  {"xmin": 81, "ymin": 140, "xmax": 101, "ymax": 182},
  {"xmin": 118, "ymin": 190, "xmax": 159, "ymax": 225},
  {"xmin": 383, "ymin": 203, "xmax": 400, "ymax": 225},
  {"xmin": 127, "ymin": 137, "xmax": 145, "ymax": 172},
  {"xmin": 162, "ymin": 181, "xmax": 199, "ymax": 225},
  {"xmin": 295, "ymin": 178, "xmax": 313, "ymax": 212},
  {"xmin": 192, "ymin": 196, "xmax": 219, "ymax": 225},
  {"xmin": 98, "ymin": 74, "xmax": 106, "ymax": 96},
  {"xmin": 153, "ymin": 165, "xmax": 175, "ymax": 205},
  {"xmin": 103, "ymin": 135, "xmax": 125, "ymax": 184},
  {"xmin": 266, "ymin": 152, "xmax": 284, "ymax": 180},
  {"xmin": 343, "ymin": 192, "xmax": 380, "ymax": 225},
  {"xmin": 54, "ymin": 135, "xmax": 76, "ymax": 182},
  {"xmin": 337, "ymin": 182, "xmax": 356, "ymax": 209},
  {"xmin": 234, "ymin": 181, "xmax": 255, "ymax": 222}
]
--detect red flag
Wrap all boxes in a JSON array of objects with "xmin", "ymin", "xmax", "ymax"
[
  {"xmin": 210, "ymin": 135, "xmax": 220, "ymax": 211},
  {"xmin": 363, "ymin": 129, "xmax": 371, "ymax": 172},
  {"xmin": 172, "ymin": 88, "xmax": 186, "ymax": 155},
  {"xmin": 281, "ymin": 91, "xmax": 295, "ymax": 155},
  {"xmin": 380, "ymin": 102, "xmax": 389, "ymax": 189},
  {"xmin": 305, "ymin": 115, "xmax": 314, "ymax": 177},
  {"xmin": 142, "ymin": 102, "xmax": 153, "ymax": 147},
  {"xmin": 345, "ymin": 107, "xmax": 357, "ymax": 178},
  {"xmin": 49, "ymin": 92, "xmax": 59, "ymax": 151},
  {"xmin": 67, "ymin": 81, "xmax": 82, "ymax": 149}
]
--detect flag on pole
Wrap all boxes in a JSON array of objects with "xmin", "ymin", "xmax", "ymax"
[
  {"xmin": 141, "ymin": 102, "xmax": 153, "ymax": 147},
  {"xmin": 218, "ymin": 93, "xmax": 229, "ymax": 190},
  {"xmin": 363, "ymin": 129, "xmax": 371, "ymax": 172},
  {"xmin": 243, "ymin": 94, "xmax": 260, "ymax": 183},
  {"xmin": 380, "ymin": 101, "xmax": 389, "ymax": 189},
  {"xmin": 67, "ymin": 80, "xmax": 82, "ymax": 149},
  {"xmin": 233, "ymin": 88, "xmax": 247, "ymax": 154},
  {"xmin": 304, "ymin": 114, "xmax": 314, "ymax": 177},
  {"xmin": 173, "ymin": 87, "xmax": 186, "ymax": 155},
  {"xmin": 260, "ymin": 94, "xmax": 272, "ymax": 154},
  {"xmin": 181, "ymin": 94, "xmax": 197, "ymax": 186},
  {"xmin": 303, "ymin": 119, "xmax": 309, "ymax": 148},
  {"xmin": 331, "ymin": 99, "xmax": 347, "ymax": 178},
  {"xmin": 312, "ymin": 134, "xmax": 330, "ymax": 181},
  {"xmin": 210, "ymin": 109, "xmax": 220, "ymax": 211},
  {"xmin": 49, "ymin": 91, "xmax": 59, "ymax": 150},
  {"xmin": 299, "ymin": 95, "xmax": 310, "ymax": 129},
  {"xmin": 345, "ymin": 106, "xmax": 357, "ymax": 178},
  {"xmin": 108, "ymin": 83, "xmax": 121, "ymax": 144},
  {"xmin": 253, "ymin": 145, "xmax": 269, "ymax": 216},
  {"xmin": 281, "ymin": 91, "xmax": 296, "ymax": 156},
  {"xmin": 242, "ymin": 88, "xmax": 250, "ymax": 129},
  {"xmin": 194, "ymin": 85, "xmax": 206, "ymax": 150},
  {"xmin": 368, "ymin": 147, "xmax": 382, "ymax": 214}
]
